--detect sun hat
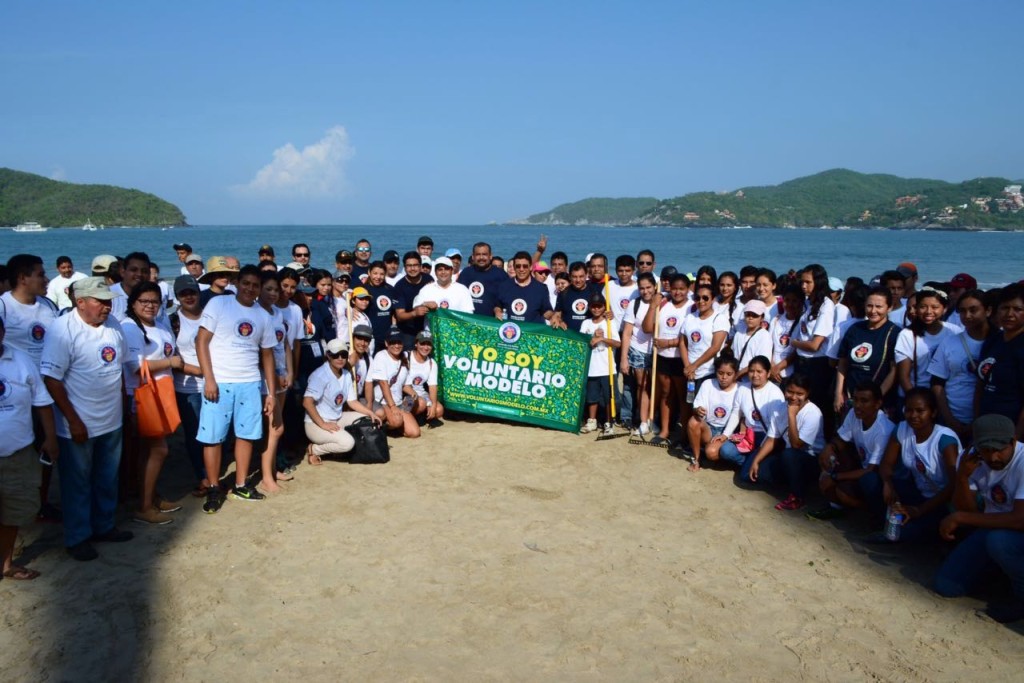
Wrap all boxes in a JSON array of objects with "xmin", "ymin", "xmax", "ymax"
[
  {"xmin": 385, "ymin": 325, "xmax": 403, "ymax": 341},
  {"xmin": 172, "ymin": 243, "xmax": 192, "ymax": 252},
  {"xmin": 333, "ymin": 270, "xmax": 351, "ymax": 281},
  {"xmin": 828, "ymin": 276, "xmax": 844, "ymax": 293},
  {"xmin": 416, "ymin": 331, "xmax": 433, "ymax": 343},
  {"xmin": 973, "ymin": 414, "xmax": 1016, "ymax": 451},
  {"xmin": 897, "ymin": 262, "xmax": 918, "ymax": 278},
  {"xmin": 198, "ymin": 256, "xmax": 239, "ymax": 284},
  {"xmin": 743, "ymin": 300, "xmax": 767, "ymax": 316},
  {"xmin": 383, "ymin": 250, "xmax": 400, "ymax": 262},
  {"xmin": 258, "ymin": 244, "xmax": 275, "ymax": 256},
  {"xmin": 588, "ymin": 293, "xmax": 606, "ymax": 307},
  {"xmin": 74, "ymin": 276, "xmax": 116, "ymax": 300},
  {"xmin": 91, "ymin": 254, "xmax": 119, "ymax": 274}
]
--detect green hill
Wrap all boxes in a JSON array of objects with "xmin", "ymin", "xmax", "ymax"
[
  {"xmin": 0, "ymin": 168, "xmax": 187, "ymax": 227},
  {"xmin": 519, "ymin": 169, "xmax": 1024, "ymax": 230},
  {"xmin": 520, "ymin": 196, "xmax": 659, "ymax": 226}
]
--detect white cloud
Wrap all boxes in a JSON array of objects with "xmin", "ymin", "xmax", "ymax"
[
  {"xmin": 234, "ymin": 126, "xmax": 354, "ymax": 199},
  {"xmin": 50, "ymin": 166, "xmax": 66, "ymax": 181}
]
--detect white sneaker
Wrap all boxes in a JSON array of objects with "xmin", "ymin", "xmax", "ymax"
[
  {"xmin": 638, "ymin": 421, "xmax": 651, "ymax": 436},
  {"xmin": 580, "ymin": 419, "xmax": 598, "ymax": 434},
  {"xmin": 602, "ymin": 422, "xmax": 614, "ymax": 436}
]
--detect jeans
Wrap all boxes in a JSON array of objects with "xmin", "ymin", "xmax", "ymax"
[
  {"xmin": 862, "ymin": 465, "xmax": 946, "ymax": 543},
  {"xmin": 779, "ymin": 447, "xmax": 819, "ymax": 498},
  {"xmin": 57, "ymin": 428, "xmax": 123, "ymax": 547},
  {"xmin": 618, "ymin": 373, "xmax": 633, "ymax": 426},
  {"xmin": 176, "ymin": 391, "xmax": 206, "ymax": 481},
  {"xmin": 934, "ymin": 529, "xmax": 1024, "ymax": 598},
  {"xmin": 735, "ymin": 434, "xmax": 780, "ymax": 489},
  {"xmin": 722, "ymin": 431, "xmax": 766, "ymax": 469}
]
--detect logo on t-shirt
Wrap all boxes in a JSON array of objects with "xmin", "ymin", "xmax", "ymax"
[
  {"xmin": 978, "ymin": 357, "xmax": 995, "ymax": 381},
  {"xmin": 376, "ymin": 296, "xmax": 392, "ymax": 311},
  {"xmin": 511, "ymin": 298, "xmax": 527, "ymax": 316},
  {"xmin": 469, "ymin": 282, "xmax": 485, "ymax": 298},
  {"xmin": 851, "ymin": 343, "xmax": 873, "ymax": 362},
  {"xmin": 800, "ymin": 321, "xmax": 809, "ymax": 335},
  {"xmin": 690, "ymin": 330, "xmax": 703, "ymax": 343},
  {"xmin": 665, "ymin": 316, "xmax": 679, "ymax": 329},
  {"xmin": 0, "ymin": 376, "xmax": 10, "ymax": 400},
  {"xmin": 619, "ymin": 298, "xmax": 629, "ymax": 310},
  {"xmin": 275, "ymin": 329, "xmax": 285, "ymax": 343},
  {"xmin": 572, "ymin": 299, "xmax": 588, "ymax": 315},
  {"xmin": 411, "ymin": 375, "xmax": 425, "ymax": 386},
  {"xmin": 440, "ymin": 300, "xmax": 450, "ymax": 309},
  {"xmin": 499, "ymin": 322, "xmax": 522, "ymax": 344},
  {"xmin": 359, "ymin": 274, "xmax": 368, "ymax": 284},
  {"xmin": 236, "ymin": 320, "xmax": 255, "ymax": 338},
  {"xmin": 779, "ymin": 334, "xmax": 790, "ymax": 347},
  {"xmin": 30, "ymin": 324, "xmax": 46, "ymax": 342},
  {"xmin": 163, "ymin": 342, "xmax": 173, "ymax": 357},
  {"xmin": 99, "ymin": 345, "xmax": 118, "ymax": 364},
  {"xmin": 858, "ymin": 445, "xmax": 867, "ymax": 461},
  {"xmin": 915, "ymin": 458, "xmax": 927, "ymax": 474},
  {"xmin": 751, "ymin": 409, "xmax": 761, "ymax": 422},
  {"xmin": 333, "ymin": 392, "xmax": 345, "ymax": 406},
  {"xmin": 713, "ymin": 406, "xmax": 727, "ymax": 419},
  {"xmin": 991, "ymin": 484, "xmax": 1008, "ymax": 506}
]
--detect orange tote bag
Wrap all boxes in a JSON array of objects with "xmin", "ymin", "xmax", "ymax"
[{"xmin": 135, "ymin": 359, "xmax": 181, "ymax": 438}]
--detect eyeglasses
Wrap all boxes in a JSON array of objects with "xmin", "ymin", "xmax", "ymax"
[
  {"xmin": 638, "ymin": 261, "xmax": 653, "ymax": 265},
  {"xmin": 513, "ymin": 263, "xmax": 531, "ymax": 269},
  {"xmin": 404, "ymin": 263, "xmax": 420, "ymax": 269},
  {"xmin": 356, "ymin": 247, "xmax": 371, "ymax": 253},
  {"xmin": 136, "ymin": 299, "xmax": 162, "ymax": 307}
]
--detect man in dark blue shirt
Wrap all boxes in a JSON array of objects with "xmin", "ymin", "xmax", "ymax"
[
  {"xmin": 392, "ymin": 251, "xmax": 434, "ymax": 350},
  {"xmin": 457, "ymin": 242, "xmax": 509, "ymax": 317},
  {"xmin": 551, "ymin": 262, "xmax": 592, "ymax": 332},
  {"xmin": 362, "ymin": 260, "xmax": 396, "ymax": 350},
  {"xmin": 495, "ymin": 251, "xmax": 554, "ymax": 325}
]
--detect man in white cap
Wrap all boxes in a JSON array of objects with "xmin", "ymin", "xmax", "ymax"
[
  {"xmin": 41, "ymin": 276, "xmax": 132, "ymax": 561},
  {"xmin": 412, "ymin": 256, "xmax": 474, "ymax": 328}
]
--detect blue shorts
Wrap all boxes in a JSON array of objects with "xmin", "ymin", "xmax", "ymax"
[
  {"xmin": 198, "ymin": 381, "xmax": 263, "ymax": 444},
  {"xmin": 627, "ymin": 347, "xmax": 653, "ymax": 371}
]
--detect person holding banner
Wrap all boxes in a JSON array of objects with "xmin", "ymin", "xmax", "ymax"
[
  {"xmin": 412, "ymin": 256, "xmax": 474, "ymax": 323},
  {"xmin": 580, "ymin": 294, "xmax": 621, "ymax": 435},
  {"xmin": 496, "ymin": 252, "xmax": 555, "ymax": 325}
]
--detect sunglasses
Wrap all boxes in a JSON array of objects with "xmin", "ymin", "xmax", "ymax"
[
  {"xmin": 386, "ymin": 338, "xmax": 403, "ymax": 345},
  {"xmin": 638, "ymin": 261, "xmax": 653, "ymax": 265},
  {"xmin": 697, "ymin": 295, "xmax": 713, "ymax": 302},
  {"xmin": 356, "ymin": 247, "xmax": 371, "ymax": 252},
  {"xmin": 326, "ymin": 350, "xmax": 349, "ymax": 359},
  {"xmin": 293, "ymin": 253, "xmax": 310, "ymax": 258}
]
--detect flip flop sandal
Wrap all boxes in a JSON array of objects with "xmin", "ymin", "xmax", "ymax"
[{"xmin": 3, "ymin": 566, "xmax": 40, "ymax": 581}]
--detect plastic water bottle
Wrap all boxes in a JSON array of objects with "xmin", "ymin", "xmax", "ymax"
[
  {"xmin": 884, "ymin": 506, "xmax": 906, "ymax": 542},
  {"xmin": 686, "ymin": 380, "xmax": 696, "ymax": 403}
]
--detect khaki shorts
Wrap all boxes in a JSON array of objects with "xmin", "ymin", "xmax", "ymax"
[{"xmin": 0, "ymin": 444, "xmax": 41, "ymax": 527}]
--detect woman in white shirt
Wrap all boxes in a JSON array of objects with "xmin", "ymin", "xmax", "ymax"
[
  {"xmin": 715, "ymin": 356, "xmax": 787, "ymax": 474},
  {"xmin": 256, "ymin": 272, "xmax": 293, "ymax": 492},
  {"xmin": 642, "ymin": 275, "xmax": 691, "ymax": 446},
  {"xmin": 731, "ymin": 299, "xmax": 773, "ymax": 380},
  {"xmin": 620, "ymin": 273, "xmax": 657, "ymax": 436},
  {"xmin": 122, "ymin": 283, "xmax": 184, "ymax": 526},
  {"xmin": 927, "ymin": 289, "xmax": 989, "ymax": 441},
  {"xmin": 789, "ymin": 264, "xmax": 836, "ymax": 431},
  {"xmin": 686, "ymin": 356, "xmax": 739, "ymax": 473},
  {"xmin": 681, "ymin": 284, "xmax": 729, "ymax": 425},
  {"xmin": 896, "ymin": 288, "xmax": 958, "ymax": 397}
]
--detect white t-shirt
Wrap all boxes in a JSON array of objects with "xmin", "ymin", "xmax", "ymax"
[
  {"xmin": 693, "ymin": 379, "xmax": 737, "ymax": 429},
  {"xmin": 713, "ymin": 300, "xmax": 744, "ymax": 338},
  {"xmin": 370, "ymin": 349, "xmax": 409, "ymax": 405},
  {"xmin": 263, "ymin": 305, "xmax": 289, "ymax": 376},
  {"xmin": 926, "ymin": 332, "xmax": 984, "ymax": 424},
  {"xmin": 888, "ymin": 306, "xmax": 909, "ymax": 328},
  {"xmin": 969, "ymin": 441, "xmax": 1024, "ymax": 514},
  {"xmin": 46, "ymin": 272, "xmax": 87, "ymax": 310},
  {"xmin": 795, "ymin": 298, "xmax": 835, "ymax": 359},
  {"xmin": 768, "ymin": 401, "xmax": 825, "ymax": 455},
  {"xmin": 0, "ymin": 344, "xmax": 53, "ymax": 456},
  {"xmin": 278, "ymin": 301, "xmax": 304, "ymax": 348},
  {"xmin": 724, "ymin": 381, "xmax": 786, "ymax": 436},
  {"xmin": 303, "ymin": 364, "xmax": 356, "ymax": 423},
  {"xmin": 827, "ymin": 316, "xmax": 863, "ymax": 360},
  {"xmin": 40, "ymin": 310, "xmax": 127, "ymax": 438},
  {"xmin": 656, "ymin": 301, "xmax": 688, "ymax": 359},
  {"xmin": 413, "ymin": 281, "xmax": 475, "ymax": 315},
  {"xmin": 173, "ymin": 312, "xmax": 204, "ymax": 394},
  {"xmin": 580, "ymin": 318, "xmax": 620, "ymax": 377},
  {"xmin": 607, "ymin": 280, "xmax": 639, "ymax": 330},
  {"xmin": 731, "ymin": 326, "xmax": 773, "ymax": 372},
  {"xmin": 120, "ymin": 318, "xmax": 175, "ymax": 395},
  {"xmin": 837, "ymin": 410, "xmax": 895, "ymax": 468},
  {"xmin": 405, "ymin": 354, "xmax": 438, "ymax": 400},
  {"xmin": 895, "ymin": 323, "xmax": 958, "ymax": 390},
  {"xmin": 0, "ymin": 293, "xmax": 59, "ymax": 366},
  {"xmin": 681, "ymin": 310, "xmax": 729, "ymax": 378},
  {"xmin": 896, "ymin": 422, "xmax": 960, "ymax": 498},
  {"xmin": 199, "ymin": 296, "xmax": 277, "ymax": 384},
  {"xmin": 769, "ymin": 314, "xmax": 799, "ymax": 378},
  {"xmin": 622, "ymin": 299, "xmax": 653, "ymax": 355}
]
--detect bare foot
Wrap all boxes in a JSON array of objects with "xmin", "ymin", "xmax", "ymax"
[
  {"xmin": 306, "ymin": 444, "xmax": 322, "ymax": 466},
  {"xmin": 276, "ymin": 471, "xmax": 295, "ymax": 482},
  {"xmin": 687, "ymin": 462, "xmax": 701, "ymax": 473},
  {"xmin": 260, "ymin": 480, "xmax": 284, "ymax": 494}
]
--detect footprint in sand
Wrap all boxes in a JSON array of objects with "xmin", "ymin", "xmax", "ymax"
[{"xmin": 510, "ymin": 485, "xmax": 562, "ymax": 500}]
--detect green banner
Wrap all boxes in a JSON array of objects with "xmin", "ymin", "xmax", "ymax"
[{"xmin": 429, "ymin": 309, "xmax": 591, "ymax": 432}]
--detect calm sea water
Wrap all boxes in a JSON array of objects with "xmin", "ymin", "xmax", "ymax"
[{"xmin": 2, "ymin": 225, "xmax": 1021, "ymax": 288}]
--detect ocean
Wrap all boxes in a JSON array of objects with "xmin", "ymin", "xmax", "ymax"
[{"xmin": 2, "ymin": 225, "xmax": 1021, "ymax": 288}]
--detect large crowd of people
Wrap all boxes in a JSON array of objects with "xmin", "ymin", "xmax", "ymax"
[{"xmin": 1, "ymin": 234, "xmax": 1023, "ymax": 623}]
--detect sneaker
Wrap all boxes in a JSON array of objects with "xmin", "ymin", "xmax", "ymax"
[
  {"xmin": 231, "ymin": 485, "xmax": 266, "ymax": 502},
  {"xmin": 91, "ymin": 528, "xmax": 134, "ymax": 543},
  {"xmin": 134, "ymin": 508, "xmax": 174, "ymax": 525},
  {"xmin": 638, "ymin": 421, "xmax": 651, "ymax": 436},
  {"xmin": 37, "ymin": 503, "xmax": 63, "ymax": 523},
  {"xmin": 602, "ymin": 422, "xmax": 614, "ymax": 436},
  {"xmin": 580, "ymin": 419, "xmax": 598, "ymax": 434},
  {"xmin": 66, "ymin": 541, "xmax": 99, "ymax": 562},
  {"xmin": 774, "ymin": 494, "xmax": 805, "ymax": 511},
  {"xmin": 154, "ymin": 497, "xmax": 183, "ymax": 513},
  {"xmin": 427, "ymin": 418, "xmax": 445, "ymax": 429},
  {"xmin": 203, "ymin": 487, "xmax": 225, "ymax": 514},
  {"xmin": 985, "ymin": 599, "xmax": 1024, "ymax": 624},
  {"xmin": 806, "ymin": 506, "xmax": 846, "ymax": 521}
]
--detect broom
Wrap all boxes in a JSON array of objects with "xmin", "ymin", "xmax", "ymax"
[
  {"xmin": 630, "ymin": 299, "xmax": 667, "ymax": 448},
  {"xmin": 596, "ymin": 275, "xmax": 628, "ymax": 441}
]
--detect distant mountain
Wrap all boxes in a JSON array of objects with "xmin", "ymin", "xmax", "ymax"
[
  {"xmin": 514, "ymin": 197, "xmax": 659, "ymax": 226},
  {"xmin": 0, "ymin": 168, "xmax": 186, "ymax": 227},
  {"xmin": 517, "ymin": 169, "xmax": 1024, "ymax": 230}
]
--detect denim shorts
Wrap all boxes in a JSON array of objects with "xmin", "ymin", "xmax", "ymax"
[
  {"xmin": 198, "ymin": 381, "xmax": 263, "ymax": 444},
  {"xmin": 627, "ymin": 347, "xmax": 653, "ymax": 371}
]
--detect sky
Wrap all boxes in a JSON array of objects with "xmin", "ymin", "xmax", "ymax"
[{"xmin": 2, "ymin": 0, "xmax": 1022, "ymax": 225}]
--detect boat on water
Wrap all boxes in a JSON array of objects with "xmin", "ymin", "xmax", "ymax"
[
  {"xmin": 82, "ymin": 219, "xmax": 97, "ymax": 231},
  {"xmin": 13, "ymin": 221, "xmax": 48, "ymax": 233}
]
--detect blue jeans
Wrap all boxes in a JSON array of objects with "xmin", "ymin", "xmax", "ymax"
[
  {"xmin": 862, "ymin": 465, "xmax": 946, "ymax": 543},
  {"xmin": 779, "ymin": 447, "xmax": 819, "ymax": 498},
  {"xmin": 618, "ymin": 373, "xmax": 634, "ymax": 426},
  {"xmin": 935, "ymin": 529, "xmax": 1024, "ymax": 598},
  {"xmin": 176, "ymin": 391, "xmax": 206, "ymax": 481},
  {"xmin": 735, "ymin": 434, "xmax": 782, "ymax": 489},
  {"xmin": 722, "ymin": 431, "xmax": 766, "ymax": 470},
  {"xmin": 57, "ymin": 428, "xmax": 123, "ymax": 547}
]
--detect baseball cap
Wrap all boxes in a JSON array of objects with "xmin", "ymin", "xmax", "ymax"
[
  {"xmin": 258, "ymin": 244, "xmax": 275, "ymax": 256},
  {"xmin": 445, "ymin": 248, "xmax": 462, "ymax": 258},
  {"xmin": 385, "ymin": 325, "xmax": 403, "ymax": 341},
  {"xmin": 91, "ymin": 254, "xmax": 119, "ymax": 274},
  {"xmin": 973, "ymin": 414, "xmax": 1016, "ymax": 451},
  {"xmin": 184, "ymin": 253, "xmax": 203, "ymax": 265},
  {"xmin": 416, "ymin": 331, "xmax": 433, "ymax": 343},
  {"xmin": 284, "ymin": 261, "xmax": 310, "ymax": 274},
  {"xmin": 660, "ymin": 266, "xmax": 678, "ymax": 279},
  {"xmin": 383, "ymin": 250, "xmax": 400, "ymax": 262},
  {"xmin": 417, "ymin": 235, "xmax": 433, "ymax": 246},
  {"xmin": 743, "ymin": 300, "xmax": 767, "ymax": 316},
  {"xmin": 172, "ymin": 243, "xmax": 192, "ymax": 252},
  {"xmin": 350, "ymin": 287, "xmax": 371, "ymax": 300},
  {"xmin": 433, "ymin": 257, "xmax": 454, "ymax": 270},
  {"xmin": 827, "ymin": 276, "xmax": 844, "ymax": 293},
  {"xmin": 74, "ymin": 276, "xmax": 116, "ymax": 300},
  {"xmin": 352, "ymin": 324, "xmax": 374, "ymax": 339},
  {"xmin": 325, "ymin": 338, "xmax": 349, "ymax": 356},
  {"xmin": 588, "ymin": 293, "xmax": 606, "ymax": 307},
  {"xmin": 949, "ymin": 273, "xmax": 977, "ymax": 290},
  {"xmin": 333, "ymin": 270, "xmax": 351, "ymax": 281},
  {"xmin": 532, "ymin": 261, "xmax": 551, "ymax": 273},
  {"xmin": 421, "ymin": 257, "xmax": 433, "ymax": 269},
  {"xmin": 173, "ymin": 274, "xmax": 200, "ymax": 295},
  {"xmin": 897, "ymin": 262, "xmax": 918, "ymax": 278},
  {"xmin": 335, "ymin": 250, "xmax": 354, "ymax": 263}
]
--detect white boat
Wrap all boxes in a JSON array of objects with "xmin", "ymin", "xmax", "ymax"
[
  {"xmin": 13, "ymin": 221, "xmax": 48, "ymax": 233},
  {"xmin": 82, "ymin": 220, "xmax": 97, "ymax": 231}
]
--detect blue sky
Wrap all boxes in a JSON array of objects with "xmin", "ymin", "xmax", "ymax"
[{"xmin": 2, "ymin": 1, "xmax": 1022, "ymax": 225}]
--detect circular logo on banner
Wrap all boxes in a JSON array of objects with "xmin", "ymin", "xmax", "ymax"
[
  {"xmin": 713, "ymin": 406, "xmax": 727, "ymax": 419},
  {"xmin": 690, "ymin": 330, "xmax": 703, "ymax": 343},
  {"xmin": 99, "ymin": 345, "xmax": 118, "ymax": 364},
  {"xmin": 440, "ymin": 300, "xmax": 450, "ymax": 309},
  {"xmin": 978, "ymin": 357, "xmax": 995, "ymax": 380},
  {"xmin": 572, "ymin": 299, "xmax": 588, "ymax": 315},
  {"xmin": 499, "ymin": 322, "xmax": 522, "ymax": 344},
  {"xmin": 779, "ymin": 334, "xmax": 790, "ymax": 348},
  {"xmin": 992, "ymin": 484, "xmax": 1008, "ymax": 506},
  {"xmin": 376, "ymin": 296, "xmax": 392, "ymax": 311},
  {"xmin": 469, "ymin": 282, "xmax": 485, "ymax": 298},
  {"xmin": 511, "ymin": 299, "xmax": 527, "ymax": 316},
  {"xmin": 851, "ymin": 343, "xmax": 873, "ymax": 362},
  {"xmin": 0, "ymin": 376, "xmax": 10, "ymax": 400},
  {"xmin": 163, "ymin": 342, "xmax": 173, "ymax": 357},
  {"xmin": 237, "ymin": 320, "xmax": 254, "ymax": 338},
  {"xmin": 30, "ymin": 324, "xmax": 46, "ymax": 342},
  {"xmin": 666, "ymin": 316, "xmax": 679, "ymax": 329},
  {"xmin": 334, "ymin": 392, "xmax": 345, "ymax": 406}
]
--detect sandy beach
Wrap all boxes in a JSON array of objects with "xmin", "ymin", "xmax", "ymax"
[{"xmin": 2, "ymin": 418, "xmax": 1023, "ymax": 682}]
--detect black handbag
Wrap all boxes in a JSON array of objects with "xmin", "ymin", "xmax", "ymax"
[{"xmin": 344, "ymin": 417, "xmax": 391, "ymax": 464}]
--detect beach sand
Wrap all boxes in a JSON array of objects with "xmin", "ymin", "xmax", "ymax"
[{"xmin": 2, "ymin": 418, "xmax": 1023, "ymax": 681}]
